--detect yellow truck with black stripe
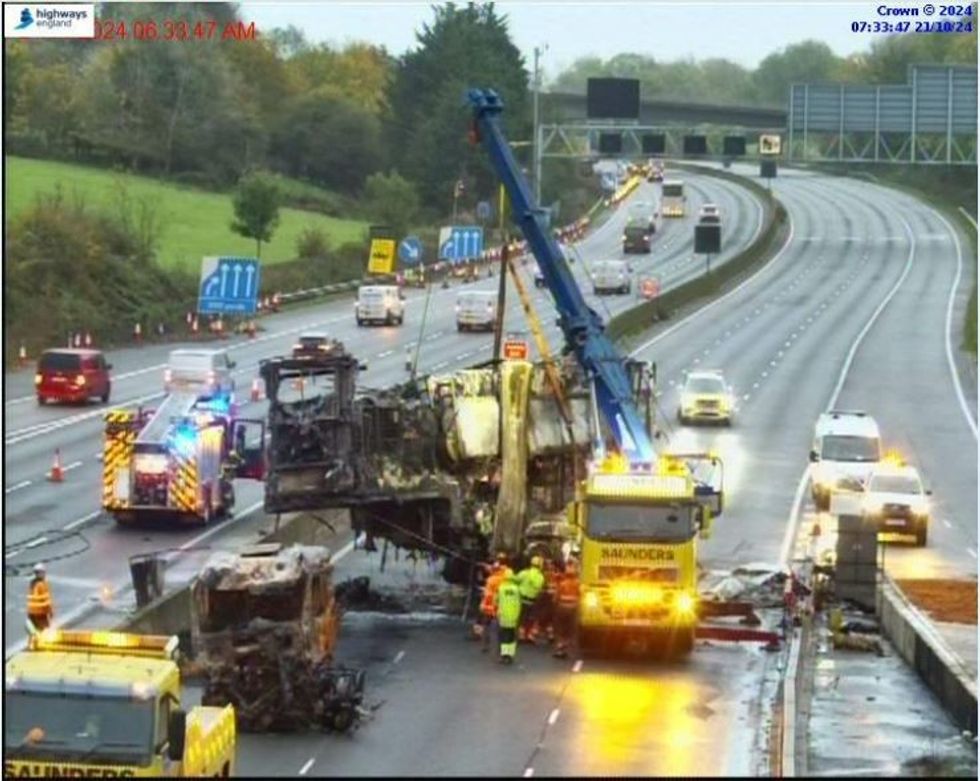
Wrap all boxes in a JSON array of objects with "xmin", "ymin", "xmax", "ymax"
[
  {"xmin": 573, "ymin": 452, "xmax": 723, "ymax": 656},
  {"xmin": 102, "ymin": 393, "xmax": 265, "ymax": 525},
  {"xmin": 4, "ymin": 630, "xmax": 236, "ymax": 777}
]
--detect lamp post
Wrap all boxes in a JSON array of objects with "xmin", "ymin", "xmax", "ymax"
[{"xmin": 532, "ymin": 43, "xmax": 548, "ymax": 207}]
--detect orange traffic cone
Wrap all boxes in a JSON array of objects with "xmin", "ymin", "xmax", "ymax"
[
  {"xmin": 18, "ymin": 344, "xmax": 27, "ymax": 367},
  {"xmin": 250, "ymin": 377, "xmax": 262, "ymax": 402},
  {"xmin": 47, "ymin": 449, "xmax": 64, "ymax": 483},
  {"xmin": 134, "ymin": 322, "xmax": 142, "ymax": 343},
  {"xmin": 73, "ymin": 332, "xmax": 82, "ymax": 348},
  {"xmin": 191, "ymin": 316, "xmax": 199, "ymax": 334}
]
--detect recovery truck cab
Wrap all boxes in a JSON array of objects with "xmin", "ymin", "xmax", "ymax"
[
  {"xmin": 661, "ymin": 179, "xmax": 686, "ymax": 217},
  {"xmin": 573, "ymin": 452, "xmax": 722, "ymax": 656},
  {"xmin": 102, "ymin": 392, "xmax": 265, "ymax": 525},
  {"xmin": 4, "ymin": 630, "xmax": 235, "ymax": 777}
]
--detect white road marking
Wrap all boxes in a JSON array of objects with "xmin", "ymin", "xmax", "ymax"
[
  {"xmin": 25, "ymin": 536, "xmax": 47, "ymax": 549},
  {"xmin": 377, "ymin": 350, "xmax": 394, "ymax": 358},
  {"xmin": 63, "ymin": 510, "xmax": 102, "ymax": 532},
  {"xmin": 62, "ymin": 461, "xmax": 83, "ymax": 472},
  {"xmin": 394, "ymin": 650, "xmax": 405, "ymax": 664},
  {"xmin": 548, "ymin": 708, "xmax": 560, "ymax": 726},
  {"xmin": 299, "ymin": 758, "xmax": 315, "ymax": 775},
  {"xmin": 968, "ymin": 549, "xmax": 977, "ymax": 559},
  {"xmin": 523, "ymin": 769, "xmax": 535, "ymax": 778},
  {"xmin": 573, "ymin": 659, "xmax": 583, "ymax": 673},
  {"xmin": 943, "ymin": 519, "xmax": 953, "ymax": 529},
  {"xmin": 5, "ymin": 480, "xmax": 31, "ymax": 494}
]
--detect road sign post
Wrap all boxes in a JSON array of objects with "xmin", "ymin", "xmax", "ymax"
[{"xmin": 197, "ymin": 257, "xmax": 261, "ymax": 315}]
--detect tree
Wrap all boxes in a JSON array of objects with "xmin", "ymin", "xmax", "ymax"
[
  {"xmin": 363, "ymin": 170, "xmax": 420, "ymax": 237},
  {"xmin": 753, "ymin": 41, "xmax": 840, "ymax": 106},
  {"xmin": 387, "ymin": 2, "xmax": 530, "ymax": 206},
  {"xmin": 271, "ymin": 90, "xmax": 383, "ymax": 191},
  {"xmin": 231, "ymin": 171, "xmax": 281, "ymax": 258}
]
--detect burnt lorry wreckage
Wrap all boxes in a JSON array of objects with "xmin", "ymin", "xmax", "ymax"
[
  {"xmin": 191, "ymin": 543, "xmax": 367, "ymax": 733},
  {"xmin": 258, "ymin": 339, "xmax": 657, "ymax": 583}
]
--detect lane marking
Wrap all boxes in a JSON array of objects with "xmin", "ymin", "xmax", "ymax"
[
  {"xmin": 393, "ymin": 650, "xmax": 405, "ymax": 664},
  {"xmin": 968, "ymin": 549, "xmax": 977, "ymax": 559},
  {"xmin": 631, "ymin": 214, "xmax": 795, "ymax": 356},
  {"xmin": 523, "ymin": 769, "xmax": 535, "ymax": 778},
  {"xmin": 62, "ymin": 461, "xmax": 83, "ymax": 473},
  {"xmin": 377, "ymin": 350, "xmax": 394, "ymax": 358},
  {"xmin": 937, "ymin": 208, "xmax": 978, "ymax": 437},
  {"xmin": 299, "ymin": 758, "xmax": 315, "ymax": 775},
  {"xmin": 943, "ymin": 519, "xmax": 953, "ymax": 529},
  {"xmin": 548, "ymin": 708, "xmax": 560, "ymax": 726},
  {"xmin": 5, "ymin": 480, "xmax": 31, "ymax": 494},
  {"xmin": 781, "ymin": 214, "xmax": 917, "ymax": 568},
  {"xmin": 573, "ymin": 659, "xmax": 583, "ymax": 673},
  {"xmin": 63, "ymin": 510, "xmax": 102, "ymax": 532}
]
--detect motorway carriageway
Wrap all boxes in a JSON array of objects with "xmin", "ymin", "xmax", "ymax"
[
  {"xmin": 230, "ymin": 165, "xmax": 977, "ymax": 776},
  {"xmin": 2, "ymin": 170, "xmax": 762, "ymax": 656}
]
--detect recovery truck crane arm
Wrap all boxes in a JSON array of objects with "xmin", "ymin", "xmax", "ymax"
[{"xmin": 468, "ymin": 88, "xmax": 653, "ymax": 464}]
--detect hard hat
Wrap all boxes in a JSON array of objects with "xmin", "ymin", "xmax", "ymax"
[
  {"xmin": 32, "ymin": 562, "xmax": 46, "ymax": 575},
  {"xmin": 495, "ymin": 552, "xmax": 509, "ymax": 564},
  {"xmin": 531, "ymin": 555, "xmax": 543, "ymax": 569}
]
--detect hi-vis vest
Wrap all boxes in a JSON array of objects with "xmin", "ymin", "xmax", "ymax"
[{"xmin": 27, "ymin": 579, "xmax": 52, "ymax": 617}]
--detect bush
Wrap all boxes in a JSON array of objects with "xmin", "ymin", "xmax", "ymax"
[{"xmin": 296, "ymin": 227, "xmax": 331, "ymax": 260}]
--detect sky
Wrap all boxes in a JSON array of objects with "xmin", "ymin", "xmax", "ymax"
[{"xmin": 243, "ymin": 1, "xmax": 896, "ymax": 79}]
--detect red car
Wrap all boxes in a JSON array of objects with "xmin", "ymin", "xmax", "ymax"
[{"xmin": 35, "ymin": 348, "xmax": 112, "ymax": 405}]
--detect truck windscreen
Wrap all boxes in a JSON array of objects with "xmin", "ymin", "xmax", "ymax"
[
  {"xmin": 586, "ymin": 502, "xmax": 695, "ymax": 542},
  {"xmin": 3, "ymin": 692, "xmax": 153, "ymax": 764},
  {"xmin": 663, "ymin": 184, "xmax": 683, "ymax": 197}
]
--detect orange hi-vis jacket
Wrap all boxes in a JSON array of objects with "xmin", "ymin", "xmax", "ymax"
[
  {"xmin": 27, "ymin": 578, "xmax": 53, "ymax": 619},
  {"xmin": 480, "ymin": 566, "xmax": 513, "ymax": 617},
  {"xmin": 555, "ymin": 571, "xmax": 580, "ymax": 608}
]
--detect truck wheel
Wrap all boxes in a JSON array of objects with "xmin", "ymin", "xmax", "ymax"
[
  {"xmin": 36, "ymin": 395, "xmax": 46, "ymax": 406},
  {"xmin": 356, "ymin": 317, "xmax": 364, "ymax": 327},
  {"xmin": 915, "ymin": 523, "xmax": 928, "ymax": 547},
  {"xmin": 677, "ymin": 409, "xmax": 685, "ymax": 425},
  {"xmin": 671, "ymin": 626, "xmax": 695, "ymax": 657}
]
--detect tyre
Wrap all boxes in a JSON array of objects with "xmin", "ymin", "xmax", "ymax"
[
  {"xmin": 36, "ymin": 395, "xmax": 46, "ymax": 406},
  {"xmin": 915, "ymin": 522, "xmax": 928, "ymax": 547},
  {"xmin": 677, "ymin": 409, "xmax": 685, "ymax": 425},
  {"xmin": 671, "ymin": 626, "xmax": 695, "ymax": 657},
  {"xmin": 457, "ymin": 323, "xmax": 464, "ymax": 332},
  {"xmin": 397, "ymin": 314, "xmax": 404, "ymax": 325},
  {"xmin": 593, "ymin": 287, "xmax": 599, "ymax": 296},
  {"xmin": 100, "ymin": 384, "xmax": 111, "ymax": 404},
  {"xmin": 356, "ymin": 318, "xmax": 364, "ymax": 327}
]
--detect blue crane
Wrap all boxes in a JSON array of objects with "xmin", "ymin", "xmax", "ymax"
[{"xmin": 467, "ymin": 88, "xmax": 656, "ymax": 466}]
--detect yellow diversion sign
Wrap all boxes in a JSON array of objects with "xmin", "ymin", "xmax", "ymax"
[{"xmin": 367, "ymin": 226, "xmax": 397, "ymax": 275}]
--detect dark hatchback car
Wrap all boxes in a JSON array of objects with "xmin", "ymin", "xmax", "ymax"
[
  {"xmin": 292, "ymin": 333, "xmax": 333, "ymax": 359},
  {"xmin": 35, "ymin": 348, "xmax": 112, "ymax": 405}
]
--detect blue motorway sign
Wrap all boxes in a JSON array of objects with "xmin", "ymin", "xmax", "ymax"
[
  {"xmin": 438, "ymin": 225, "xmax": 483, "ymax": 263},
  {"xmin": 399, "ymin": 235, "xmax": 423, "ymax": 265},
  {"xmin": 476, "ymin": 200, "xmax": 492, "ymax": 222},
  {"xmin": 197, "ymin": 256, "xmax": 261, "ymax": 315}
]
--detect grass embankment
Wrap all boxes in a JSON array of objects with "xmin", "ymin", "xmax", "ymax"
[
  {"xmin": 804, "ymin": 163, "xmax": 977, "ymax": 357},
  {"xmin": 5, "ymin": 156, "xmax": 369, "ymax": 272}
]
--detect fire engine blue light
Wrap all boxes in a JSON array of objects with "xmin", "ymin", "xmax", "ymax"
[{"xmin": 171, "ymin": 426, "xmax": 197, "ymax": 457}]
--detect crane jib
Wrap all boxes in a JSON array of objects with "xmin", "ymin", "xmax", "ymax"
[{"xmin": 467, "ymin": 88, "xmax": 656, "ymax": 465}]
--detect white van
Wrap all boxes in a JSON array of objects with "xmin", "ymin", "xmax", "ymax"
[
  {"xmin": 164, "ymin": 349, "xmax": 236, "ymax": 397},
  {"xmin": 355, "ymin": 285, "xmax": 404, "ymax": 326},
  {"xmin": 592, "ymin": 260, "xmax": 631, "ymax": 295},
  {"xmin": 456, "ymin": 290, "xmax": 497, "ymax": 332},
  {"xmin": 809, "ymin": 410, "xmax": 882, "ymax": 510}
]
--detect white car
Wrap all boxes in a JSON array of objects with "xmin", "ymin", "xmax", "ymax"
[
  {"xmin": 456, "ymin": 291, "xmax": 497, "ymax": 332},
  {"xmin": 592, "ymin": 260, "xmax": 631, "ymax": 295},
  {"xmin": 809, "ymin": 410, "xmax": 882, "ymax": 511},
  {"xmin": 677, "ymin": 370, "xmax": 735, "ymax": 425},
  {"xmin": 863, "ymin": 461, "xmax": 931, "ymax": 546},
  {"xmin": 699, "ymin": 203, "xmax": 721, "ymax": 224}
]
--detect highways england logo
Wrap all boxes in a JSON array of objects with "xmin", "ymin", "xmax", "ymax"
[{"xmin": 4, "ymin": 4, "xmax": 94, "ymax": 37}]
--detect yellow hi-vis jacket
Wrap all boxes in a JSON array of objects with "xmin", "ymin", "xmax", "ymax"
[{"xmin": 27, "ymin": 578, "xmax": 53, "ymax": 619}]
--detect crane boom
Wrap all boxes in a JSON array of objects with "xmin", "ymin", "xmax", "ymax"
[{"xmin": 467, "ymin": 88, "xmax": 656, "ymax": 466}]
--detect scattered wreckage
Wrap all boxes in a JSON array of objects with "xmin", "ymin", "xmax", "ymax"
[{"xmin": 191, "ymin": 543, "xmax": 368, "ymax": 733}]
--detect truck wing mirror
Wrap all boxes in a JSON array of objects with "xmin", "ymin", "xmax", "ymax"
[
  {"xmin": 808, "ymin": 449, "xmax": 819, "ymax": 463},
  {"xmin": 167, "ymin": 708, "xmax": 187, "ymax": 761}
]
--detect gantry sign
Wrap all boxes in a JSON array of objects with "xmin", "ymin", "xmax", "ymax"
[{"xmin": 788, "ymin": 65, "xmax": 977, "ymax": 165}]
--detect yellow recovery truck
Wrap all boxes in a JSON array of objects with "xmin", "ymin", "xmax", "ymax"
[{"xmin": 4, "ymin": 630, "xmax": 235, "ymax": 777}]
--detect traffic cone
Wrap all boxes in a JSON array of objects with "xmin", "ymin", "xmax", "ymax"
[
  {"xmin": 134, "ymin": 322, "xmax": 142, "ymax": 343},
  {"xmin": 186, "ymin": 311, "xmax": 194, "ymax": 326},
  {"xmin": 248, "ymin": 320, "xmax": 256, "ymax": 339},
  {"xmin": 191, "ymin": 316, "xmax": 199, "ymax": 334},
  {"xmin": 251, "ymin": 377, "xmax": 262, "ymax": 402},
  {"xmin": 84, "ymin": 332, "xmax": 92, "ymax": 348},
  {"xmin": 47, "ymin": 449, "xmax": 64, "ymax": 483},
  {"xmin": 73, "ymin": 332, "xmax": 82, "ymax": 348},
  {"xmin": 18, "ymin": 344, "xmax": 27, "ymax": 367}
]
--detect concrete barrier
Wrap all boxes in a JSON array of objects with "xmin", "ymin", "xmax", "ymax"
[{"xmin": 877, "ymin": 575, "xmax": 978, "ymax": 734}]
